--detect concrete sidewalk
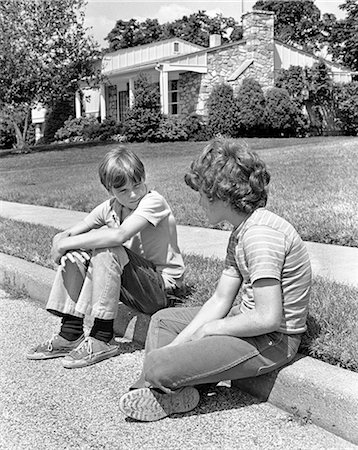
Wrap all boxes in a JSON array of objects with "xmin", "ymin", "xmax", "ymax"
[
  {"xmin": 1, "ymin": 200, "xmax": 358, "ymax": 445},
  {"xmin": 1, "ymin": 200, "xmax": 358, "ymax": 287}
]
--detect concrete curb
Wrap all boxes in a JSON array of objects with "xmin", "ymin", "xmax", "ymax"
[{"xmin": 1, "ymin": 252, "xmax": 358, "ymax": 445}]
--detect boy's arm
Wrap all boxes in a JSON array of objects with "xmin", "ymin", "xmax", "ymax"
[
  {"xmin": 189, "ymin": 278, "xmax": 282, "ymax": 340},
  {"xmin": 52, "ymin": 214, "xmax": 149, "ymax": 263},
  {"xmin": 168, "ymin": 272, "xmax": 242, "ymax": 346}
]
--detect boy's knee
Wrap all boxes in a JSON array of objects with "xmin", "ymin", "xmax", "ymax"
[
  {"xmin": 92, "ymin": 246, "xmax": 129, "ymax": 265},
  {"xmin": 144, "ymin": 349, "xmax": 177, "ymax": 390}
]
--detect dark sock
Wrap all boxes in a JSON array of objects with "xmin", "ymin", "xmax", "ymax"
[
  {"xmin": 59, "ymin": 314, "xmax": 84, "ymax": 341},
  {"xmin": 89, "ymin": 318, "xmax": 114, "ymax": 343}
]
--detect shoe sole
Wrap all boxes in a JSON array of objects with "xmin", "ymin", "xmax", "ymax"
[
  {"xmin": 62, "ymin": 346, "xmax": 119, "ymax": 369},
  {"xmin": 26, "ymin": 350, "xmax": 70, "ymax": 360},
  {"xmin": 119, "ymin": 387, "xmax": 200, "ymax": 422}
]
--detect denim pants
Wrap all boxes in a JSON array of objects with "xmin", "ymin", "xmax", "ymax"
[
  {"xmin": 46, "ymin": 246, "xmax": 170, "ymax": 320},
  {"xmin": 132, "ymin": 307, "xmax": 301, "ymax": 392}
]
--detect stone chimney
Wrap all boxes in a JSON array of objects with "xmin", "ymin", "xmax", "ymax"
[
  {"xmin": 242, "ymin": 10, "xmax": 275, "ymax": 88},
  {"xmin": 209, "ymin": 34, "xmax": 222, "ymax": 48}
]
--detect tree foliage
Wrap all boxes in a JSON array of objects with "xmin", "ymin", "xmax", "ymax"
[
  {"xmin": 253, "ymin": 0, "xmax": 325, "ymax": 52},
  {"xmin": 105, "ymin": 11, "xmax": 242, "ymax": 51},
  {"xmin": 0, "ymin": 0, "xmax": 100, "ymax": 149},
  {"xmin": 325, "ymin": 0, "xmax": 358, "ymax": 71}
]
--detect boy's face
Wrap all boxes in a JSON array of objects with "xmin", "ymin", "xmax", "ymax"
[
  {"xmin": 199, "ymin": 190, "xmax": 228, "ymax": 225},
  {"xmin": 111, "ymin": 180, "xmax": 147, "ymax": 210}
]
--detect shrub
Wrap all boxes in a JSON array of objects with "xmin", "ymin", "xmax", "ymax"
[
  {"xmin": 0, "ymin": 120, "xmax": 16, "ymax": 149},
  {"xmin": 182, "ymin": 113, "xmax": 211, "ymax": 141},
  {"xmin": 154, "ymin": 116, "xmax": 188, "ymax": 142},
  {"xmin": 123, "ymin": 72, "xmax": 162, "ymax": 142},
  {"xmin": 264, "ymin": 87, "xmax": 306, "ymax": 137},
  {"xmin": 234, "ymin": 78, "xmax": 266, "ymax": 136},
  {"xmin": 83, "ymin": 118, "xmax": 124, "ymax": 141},
  {"xmin": 54, "ymin": 116, "xmax": 98, "ymax": 142},
  {"xmin": 207, "ymin": 83, "xmax": 236, "ymax": 137},
  {"xmin": 43, "ymin": 98, "xmax": 75, "ymax": 143},
  {"xmin": 333, "ymin": 82, "xmax": 358, "ymax": 135}
]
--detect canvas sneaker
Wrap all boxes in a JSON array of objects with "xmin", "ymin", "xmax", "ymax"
[
  {"xmin": 119, "ymin": 386, "xmax": 200, "ymax": 422},
  {"xmin": 62, "ymin": 336, "xmax": 119, "ymax": 369},
  {"xmin": 26, "ymin": 334, "xmax": 84, "ymax": 360}
]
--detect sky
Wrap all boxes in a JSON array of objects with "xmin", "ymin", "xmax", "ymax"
[{"xmin": 83, "ymin": 0, "xmax": 347, "ymax": 47}]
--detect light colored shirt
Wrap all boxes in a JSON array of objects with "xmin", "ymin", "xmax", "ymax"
[
  {"xmin": 83, "ymin": 190, "xmax": 185, "ymax": 286},
  {"xmin": 224, "ymin": 208, "xmax": 312, "ymax": 334}
]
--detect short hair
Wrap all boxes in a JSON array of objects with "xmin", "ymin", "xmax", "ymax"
[
  {"xmin": 98, "ymin": 146, "xmax": 145, "ymax": 191},
  {"xmin": 184, "ymin": 138, "xmax": 270, "ymax": 214}
]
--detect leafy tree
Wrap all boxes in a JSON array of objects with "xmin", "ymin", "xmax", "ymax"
[
  {"xmin": 105, "ymin": 11, "xmax": 242, "ymax": 51},
  {"xmin": 234, "ymin": 78, "xmax": 266, "ymax": 136},
  {"xmin": 326, "ymin": 0, "xmax": 358, "ymax": 71},
  {"xmin": 253, "ymin": 0, "xmax": 325, "ymax": 52},
  {"xmin": 0, "ymin": 0, "xmax": 100, "ymax": 150},
  {"xmin": 275, "ymin": 66, "xmax": 307, "ymax": 108},
  {"xmin": 207, "ymin": 83, "xmax": 236, "ymax": 137}
]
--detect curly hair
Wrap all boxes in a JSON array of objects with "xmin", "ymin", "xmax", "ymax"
[
  {"xmin": 184, "ymin": 138, "xmax": 270, "ymax": 214},
  {"xmin": 99, "ymin": 146, "xmax": 145, "ymax": 191}
]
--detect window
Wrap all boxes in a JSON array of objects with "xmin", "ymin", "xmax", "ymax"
[
  {"xmin": 169, "ymin": 80, "xmax": 179, "ymax": 115},
  {"xmin": 174, "ymin": 42, "xmax": 179, "ymax": 53}
]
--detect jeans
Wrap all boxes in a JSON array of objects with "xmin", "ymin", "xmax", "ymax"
[
  {"xmin": 131, "ymin": 307, "xmax": 302, "ymax": 392},
  {"xmin": 46, "ymin": 246, "xmax": 171, "ymax": 320}
]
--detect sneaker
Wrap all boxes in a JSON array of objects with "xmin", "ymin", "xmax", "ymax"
[
  {"xmin": 62, "ymin": 336, "xmax": 119, "ymax": 369},
  {"xmin": 26, "ymin": 334, "xmax": 84, "ymax": 360},
  {"xmin": 119, "ymin": 386, "xmax": 200, "ymax": 422}
]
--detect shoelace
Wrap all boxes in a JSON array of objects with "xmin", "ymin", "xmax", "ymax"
[
  {"xmin": 72, "ymin": 337, "xmax": 93, "ymax": 358},
  {"xmin": 45, "ymin": 334, "xmax": 57, "ymax": 352}
]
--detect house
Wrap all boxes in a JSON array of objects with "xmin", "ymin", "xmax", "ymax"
[{"xmin": 32, "ymin": 10, "xmax": 353, "ymax": 139}]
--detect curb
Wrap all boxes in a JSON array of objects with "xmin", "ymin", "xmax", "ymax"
[{"xmin": 1, "ymin": 252, "xmax": 358, "ymax": 445}]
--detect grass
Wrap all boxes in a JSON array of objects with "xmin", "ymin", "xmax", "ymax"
[
  {"xmin": 1, "ymin": 217, "xmax": 358, "ymax": 373},
  {"xmin": 1, "ymin": 136, "xmax": 358, "ymax": 247}
]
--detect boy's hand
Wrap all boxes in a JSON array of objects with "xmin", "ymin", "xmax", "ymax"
[{"xmin": 60, "ymin": 250, "xmax": 91, "ymax": 267}]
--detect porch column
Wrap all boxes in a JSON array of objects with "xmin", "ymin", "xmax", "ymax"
[
  {"xmin": 158, "ymin": 68, "xmax": 169, "ymax": 115},
  {"xmin": 129, "ymin": 78, "xmax": 135, "ymax": 108},
  {"xmin": 75, "ymin": 91, "xmax": 81, "ymax": 118},
  {"xmin": 100, "ymin": 85, "xmax": 106, "ymax": 121}
]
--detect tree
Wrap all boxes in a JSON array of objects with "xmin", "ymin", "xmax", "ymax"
[
  {"xmin": 326, "ymin": 0, "xmax": 358, "ymax": 71},
  {"xmin": 253, "ymin": 0, "xmax": 325, "ymax": 52},
  {"xmin": 105, "ymin": 11, "xmax": 242, "ymax": 51},
  {"xmin": 0, "ymin": 0, "xmax": 100, "ymax": 150}
]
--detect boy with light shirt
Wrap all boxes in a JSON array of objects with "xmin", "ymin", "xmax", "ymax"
[
  {"xmin": 119, "ymin": 138, "xmax": 312, "ymax": 422},
  {"xmin": 27, "ymin": 147, "xmax": 185, "ymax": 369}
]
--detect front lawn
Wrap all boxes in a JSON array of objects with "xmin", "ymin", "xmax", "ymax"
[
  {"xmin": 1, "ymin": 217, "xmax": 358, "ymax": 373},
  {"xmin": 1, "ymin": 136, "xmax": 357, "ymax": 247}
]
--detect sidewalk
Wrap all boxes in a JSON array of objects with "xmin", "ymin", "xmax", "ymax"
[
  {"xmin": 1, "ymin": 200, "xmax": 358, "ymax": 287},
  {"xmin": 1, "ymin": 200, "xmax": 358, "ymax": 446}
]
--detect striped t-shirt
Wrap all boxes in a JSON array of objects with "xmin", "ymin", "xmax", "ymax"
[{"xmin": 224, "ymin": 208, "xmax": 312, "ymax": 334}]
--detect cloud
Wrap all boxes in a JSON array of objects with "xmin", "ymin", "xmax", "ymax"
[{"xmin": 84, "ymin": 15, "xmax": 116, "ymax": 45}]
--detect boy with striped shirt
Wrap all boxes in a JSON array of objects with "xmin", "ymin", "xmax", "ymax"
[{"xmin": 119, "ymin": 138, "xmax": 312, "ymax": 422}]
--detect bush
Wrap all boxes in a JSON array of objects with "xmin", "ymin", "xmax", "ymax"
[
  {"xmin": 43, "ymin": 98, "xmax": 75, "ymax": 143},
  {"xmin": 264, "ymin": 87, "xmax": 306, "ymax": 137},
  {"xmin": 333, "ymin": 82, "xmax": 358, "ymax": 135},
  {"xmin": 83, "ymin": 118, "xmax": 124, "ymax": 141},
  {"xmin": 54, "ymin": 116, "xmax": 99, "ymax": 142},
  {"xmin": 0, "ymin": 120, "xmax": 16, "ymax": 149},
  {"xmin": 123, "ymin": 72, "xmax": 162, "ymax": 142},
  {"xmin": 182, "ymin": 113, "xmax": 211, "ymax": 141},
  {"xmin": 207, "ymin": 83, "xmax": 236, "ymax": 136},
  {"xmin": 234, "ymin": 78, "xmax": 266, "ymax": 136},
  {"xmin": 154, "ymin": 116, "xmax": 188, "ymax": 142}
]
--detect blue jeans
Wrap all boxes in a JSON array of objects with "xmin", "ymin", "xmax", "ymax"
[
  {"xmin": 46, "ymin": 246, "xmax": 171, "ymax": 320},
  {"xmin": 131, "ymin": 307, "xmax": 301, "ymax": 392}
]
